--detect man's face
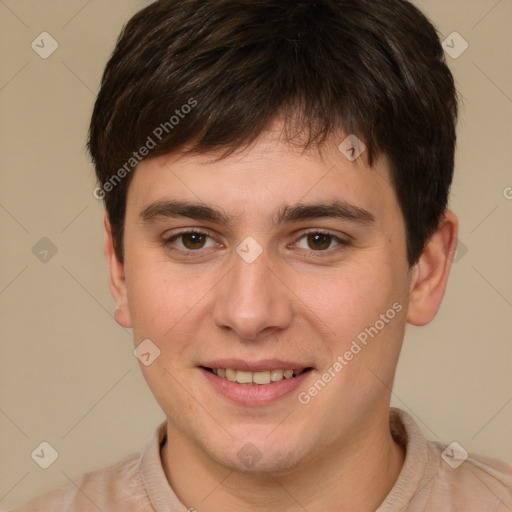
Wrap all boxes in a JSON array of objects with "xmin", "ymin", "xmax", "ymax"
[{"xmin": 118, "ymin": 129, "xmax": 413, "ymax": 473}]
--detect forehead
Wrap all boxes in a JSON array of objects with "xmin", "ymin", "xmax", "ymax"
[{"xmin": 126, "ymin": 129, "xmax": 399, "ymax": 228}]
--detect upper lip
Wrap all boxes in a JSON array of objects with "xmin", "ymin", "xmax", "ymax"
[{"xmin": 200, "ymin": 359, "xmax": 314, "ymax": 372}]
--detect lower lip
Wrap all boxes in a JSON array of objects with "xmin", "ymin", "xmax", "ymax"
[{"xmin": 200, "ymin": 367, "xmax": 314, "ymax": 406}]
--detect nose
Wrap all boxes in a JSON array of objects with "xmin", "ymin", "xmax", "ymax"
[{"xmin": 212, "ymin": 247, "xmax": 294, "ymax": 340}]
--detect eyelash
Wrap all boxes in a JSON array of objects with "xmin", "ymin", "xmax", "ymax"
[{"xmin": 161, "ymin": 229, "xmax": 351, "ymax": 258}]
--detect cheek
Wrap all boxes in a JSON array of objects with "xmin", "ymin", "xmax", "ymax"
[
  {"xmin": 124, "ymin": 256, "xmax": 204, "ymax": 342},
  {"xmin": 296, "ymin": 262, "xmax": 398, "ymax": 339},
  {"xmin": 125, "ymin": 263, "xmax": 201, "ymax": 404}
]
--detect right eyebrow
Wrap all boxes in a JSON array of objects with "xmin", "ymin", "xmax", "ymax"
[{"xmin": 139, "ymin": 200, "xmax": 232, "ymax": 227}]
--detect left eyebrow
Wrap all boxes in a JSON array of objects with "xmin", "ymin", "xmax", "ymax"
[
  {"xmin": 274, "ymin": 200, "xmax": 375, "ymax": 225},
  {"xmin": 138, "ymin": 199, "xmax": 375, "ymax": 227}
]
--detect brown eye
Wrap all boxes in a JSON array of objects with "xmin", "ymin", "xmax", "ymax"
[
  {"xmin": 181, "ymin": 232, "xmax": 207, "ymax": 249},
  {"xmin": 163, "ymin": 230, "xmax": 218, "ymax": 254},
  {"xmin": 306, "ymin": 233, "xmax": 333, "ymax": 250}
]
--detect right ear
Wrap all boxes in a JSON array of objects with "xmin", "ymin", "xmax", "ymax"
[{"xmin": 103, "ymin": 215, "xmax": 132, "ymax": 328}]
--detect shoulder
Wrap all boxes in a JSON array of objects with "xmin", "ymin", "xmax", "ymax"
[
  {"xmin": 428, "ymin": 440, "xmax": 512, "ymax": 510},
  {"xmin": 8, "ymin": 451, "xmax": 149, "ymax": 512},
  {"xmin": 385, "ymin": 408, "xmax": 512, "ymax": 511}
]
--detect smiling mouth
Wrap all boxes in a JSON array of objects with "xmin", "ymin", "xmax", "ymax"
[{"xmin": 201, "ymin": 366, "xmax": 313, "ymax": 385}]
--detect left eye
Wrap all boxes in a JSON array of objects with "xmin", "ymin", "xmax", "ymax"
[{"xmin": 295, "ymin": 232, "xmax": 343, "ymax": 251}]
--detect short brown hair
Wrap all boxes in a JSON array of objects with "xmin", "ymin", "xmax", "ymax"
[{"xmin": 88, "ymin": 0, "xmax": 458, "ymax": 266}]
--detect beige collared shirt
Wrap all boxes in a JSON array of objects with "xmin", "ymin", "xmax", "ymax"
[{"xmin": 9, "ymin": 408, "xmax": 512, "ymax": 511}]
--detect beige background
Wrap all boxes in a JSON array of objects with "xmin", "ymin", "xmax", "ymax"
[{"xmin": 0, "ymin": 0, "xmax": 511, "ymax": 508}]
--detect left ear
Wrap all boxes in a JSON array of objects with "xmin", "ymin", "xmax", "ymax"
[{"xmin": 407, "ymin": 209, "xmax": 458, "ymax": 326}]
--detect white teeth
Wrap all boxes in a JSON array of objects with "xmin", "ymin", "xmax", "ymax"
[
  {"xmin": 226, "ymin": 368, "xmax": 237, "ymax": 382},
  {"xmin": 270, "ymin": 369, "xmax": 284, "ymax": 381},
  {"xmin": 235, "ymin": 371, "xmax": 253, "ymax": 384},
  {"xmin": 211, "ymin": 367, "xmax": 305, "ymax": 385},
  {"xmin": 253, "ymin": 371, "xmax": 271, "ymax": 384}
]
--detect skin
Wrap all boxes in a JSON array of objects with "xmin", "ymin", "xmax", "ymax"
[{"xmin": 105, "ymin": 125, "xmax": 458, "ymax": 511}]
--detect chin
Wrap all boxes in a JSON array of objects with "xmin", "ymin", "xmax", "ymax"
[{"xmin": 205, "ymin": 430, "xmax": 311, "ymax": 474}]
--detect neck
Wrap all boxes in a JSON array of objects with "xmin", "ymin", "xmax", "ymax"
[{"xmin": 161, "ymin": 408, "xmax": 405, "ymax": 512}]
